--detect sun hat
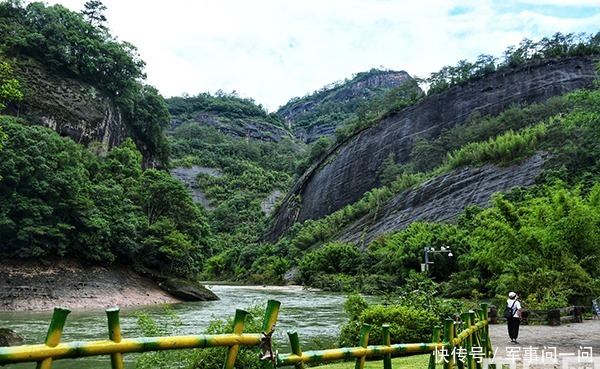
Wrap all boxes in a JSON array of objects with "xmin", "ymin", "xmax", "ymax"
[{"xmin": 508, "ymin": 292, "xmax": 516, "ymax": 299}]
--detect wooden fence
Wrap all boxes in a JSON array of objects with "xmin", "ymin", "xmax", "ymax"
[{"xmin": 0, "ymin": 301, "xmax": 493, "ymax": 369}]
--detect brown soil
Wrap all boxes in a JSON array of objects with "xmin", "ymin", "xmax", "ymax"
[{"xmin": 0, "ymin": 260, "xmax": 182, "ymax": 311}]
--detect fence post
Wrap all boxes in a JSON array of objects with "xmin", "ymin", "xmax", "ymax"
[
  {"xmin": 223, "ymin": 309, "xmax": 249, "ymax": 369},
  {"xmin": 382, "ymin": 324, "xmax": 391, "ymax": 369},
  {"xmin": 260, "ymin": 299, "xmax": 281, "ymax": 369},
  {"xmin": 106, "ymin": 307, "xmax": 124, "ymax": 369},
  {"xmin": 428, "ymin": 325, "xmax": 442, "ymax": 369},
  {"xmin": 36, "ymin": 306, "xmax": 71, "ymax": 369},
  {"xmin": 443, "ymin": 318, "xmax": 455, "ymax": 369},
  {"xmin": 479, "ymin": 303, "xmax": 492, "ymax": 358},
  {"xmin": 288, "ymin": 330, "xmax": 305, "ymax": 369},
  {"xmin": 354, "ymin": 323, "xmax": 371, "ymax": 369},
  {"xmin": 466, "ymin": 311, "xmax": 476, "ymax": 369}
]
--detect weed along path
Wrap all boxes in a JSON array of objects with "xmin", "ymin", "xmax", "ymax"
[{"xmin": 487, "ymin": 319, "xmax": 600, "ymax": 360}]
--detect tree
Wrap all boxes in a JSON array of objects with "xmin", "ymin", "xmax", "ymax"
[
  {"xmin": 0, "ymin": 61, "xmax": 22, "ymax": 111},
  {"xmin": 82, "ymin": 0, "xmax": 107, "ymax": 30}
]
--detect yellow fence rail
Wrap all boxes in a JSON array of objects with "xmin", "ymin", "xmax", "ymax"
[
  {"xmin": 0, "ymin": 301, "xmax": 492, "ymax": 369},
  {"xmin": 276, "ymin": 304, "xmax": 493, "ymax": 369}
]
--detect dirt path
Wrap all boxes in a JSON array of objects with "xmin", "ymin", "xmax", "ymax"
[{"xmin": 488, "ymin": 319, "xmax": 600, "ymax": 361}]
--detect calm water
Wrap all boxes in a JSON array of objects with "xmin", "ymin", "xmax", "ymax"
[{"xmin": 0, "ymin": 285, "xmax": 362, "ymax": 369}]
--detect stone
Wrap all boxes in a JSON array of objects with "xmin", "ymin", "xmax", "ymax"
[
  {"xmin": 0, "ymin": 328, "xmax": 24, "ymax": 347},
  {"xmin": 265, "ymin": 56, "xmax": 599, "ymax": 243}
]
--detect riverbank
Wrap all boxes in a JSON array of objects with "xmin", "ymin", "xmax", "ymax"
[{"xmin": 0, "ymin": 260, "xmax": 182, "ymax": 311}]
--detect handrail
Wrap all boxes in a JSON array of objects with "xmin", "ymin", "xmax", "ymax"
[
  {"xmin": 0, "ymin": 299, "xmax": 281, "ymax": 369},
  {"xmin": 275, "ymin": 304, "xmax": 493, "ymax": 369},
  {"xmin": 0, "ymin": 301, "xmax": 492, "ymax": 369}
]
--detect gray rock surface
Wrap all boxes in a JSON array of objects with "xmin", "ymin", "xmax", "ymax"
[
  {"xmin": 159, "ymin": 278, "xmax": 219, "ymax": 301},
  {"xmin": 337, "ymin": 154, "xmax": 546, "ymax": 248},
  {"xmin": 170, "ymin": 113, "xmax": 293, "ymax": 143},
  {"xmin": 0, "ymin": 328, "xmax": 24, "ymax": 347},
  {"xmin": 266, "ymin": 56, "xmax": 599, "ymax": 242},
  {"xmin": 11, "ymin": 58, "xmax": 160, "ymax": 167},
  {"xmin": 170, "ymin": 165, "xmax": 222, "ymax": 208}
]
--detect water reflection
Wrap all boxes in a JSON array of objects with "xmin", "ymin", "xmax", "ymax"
[{"xmin": 0, "ymin": 285, "xmax": 362, "ymax": 369}]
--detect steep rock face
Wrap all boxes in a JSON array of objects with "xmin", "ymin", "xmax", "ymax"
[
  {"xmin": 279, "ymin": 71, "xmax": 414, "ymax": 143},
  {"xmin": 266, "ymin": 56, "xmax": 598, "ymax": 242},
  {"xmin": 11, "ymin": 59, "xmax": 129, "ymax": 150},
  {"xmin": 10, "ymin": 59, "xmax": 163, "ymax": 167},
  {"xmin": 170, "ymin": 112, "xmax": 293, "ymax": 143},
  {"xmin": 338, "ymin": 154, "xmax": 546, "ymax": 248}
]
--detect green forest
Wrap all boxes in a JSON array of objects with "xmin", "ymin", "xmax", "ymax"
[{"xmin": 1, "ymin": 0, "xmax": 600, "ymax": 315}]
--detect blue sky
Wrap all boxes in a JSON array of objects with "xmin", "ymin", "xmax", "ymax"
[{"xmin": 42, "ymin": 0, "xmax": 600, "ymax": 111}]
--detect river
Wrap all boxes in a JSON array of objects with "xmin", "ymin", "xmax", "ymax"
[{"xmin": 0, "ymin": 284, "xmax": 365, "ymax": 369}]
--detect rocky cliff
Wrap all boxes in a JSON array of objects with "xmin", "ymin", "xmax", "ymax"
[
  {"xmin": 169, "ymin": 112, "xmax": 293, "ymax": 143},
  {"xmin": 278, "ymin": 70, "xmax": 415, "ymax": 143},
  {"xmin": 8, "ymin": 58, "xmax": 161, "ymax": 167},
  {"xmin": 266, "ymin": 56, "xmax": 599, "ymax": 242},
  {"xmin": 338, "ymin": 153, "xmax": 546, "ymax": 248}
]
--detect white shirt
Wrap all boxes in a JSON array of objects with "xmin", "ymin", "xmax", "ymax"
[{"xmin": 506, "ymin": 298, "xmax": 521, "ymax": 318}]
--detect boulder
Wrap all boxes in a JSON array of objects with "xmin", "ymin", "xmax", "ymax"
[
  {"xmin": 0, "ymin": 328, "xmax": 24, "ymax": 347},
  {"xmin": 160, "ymin": 278, "xmax": 220, "ymax": 301}
]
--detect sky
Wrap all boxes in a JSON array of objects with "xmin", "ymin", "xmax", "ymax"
[{"xmin": 41, "ymin": 0, "xmax": 600, "ymax": 111}]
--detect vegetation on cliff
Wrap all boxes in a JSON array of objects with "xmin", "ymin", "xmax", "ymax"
[
  {"xmin": 0, "ymin": 0, "xmax": 170, "ymax": 162},
  {"xmin": 0, "ymin": 116, "xmax": 211, "ymax": 278},
  {"xmin": 283, "ymin": 83, "xmax": 600, "ymax": 307},
  {"xmin": 1, "ymin": 2, "xmax": 599, "ymax": 314}
]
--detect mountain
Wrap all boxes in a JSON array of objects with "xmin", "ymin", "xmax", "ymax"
[
  {"xmin": 277, "ymin": 69, "xmax": 419, "ymax": 143},
  {"xmin": 265, "ymin": 55, "xmax": 599, "ymax": 243}
]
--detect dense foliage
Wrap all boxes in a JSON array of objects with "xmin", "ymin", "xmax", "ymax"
[
  {"xmin": 166, "ymin": 94, "xmax": 303, "ymax": 282},
  {"xmin": 276, "ymin": 85, "xmax": 600, "ymax": 307},
  {"xmin": 135, "ymin": 304, "xmax": 267, "ymax": 369},
  {"xmin": 0, "ymin": 116, "xmax": 211, "ymax": 278},
  {"xmin": 339, "ymin": 275, "xmax": 466, "ymax": 347},
  {"xmin": 0, "ymin": 60, "xmax": 22, "ymax": 111},
  {"xmin": 425, "ymin": 32, "xmax": 600, "ymax": 95},
  {"xmin": 167, "ymin": 91, "xmax": 284, "ymax": 127},
  {"xmin": 0, "ymin": 0, "xmax": 170, "ymax": 162},
  {"xmin": 278, "ymin": 69, "xmax": 423, "ymax": 138}
]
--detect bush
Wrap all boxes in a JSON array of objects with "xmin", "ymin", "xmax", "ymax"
[
  {"xmin": 135, "ymin": 304, "xmax": 268, "ymax": 369},
  {"xmin": 339, "ymin": 303, "xmax": 439, "ymax": 347}
]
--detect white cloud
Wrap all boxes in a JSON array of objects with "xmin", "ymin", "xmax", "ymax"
[{"xmin": 39, "ymin": 0, "xmax": 600, "ymax": 111}]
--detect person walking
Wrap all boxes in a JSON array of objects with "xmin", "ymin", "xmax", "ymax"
[{"xmin": 507, "ymin": 292, "xmax": 523, "ymax": 344}]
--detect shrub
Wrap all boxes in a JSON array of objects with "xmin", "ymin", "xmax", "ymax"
[{"xmin": 339, "ymin": 303, "xmax": 439, "ymax": 347}]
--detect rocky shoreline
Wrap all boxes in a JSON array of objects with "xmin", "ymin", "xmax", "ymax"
[{"xmin": 0, "ymin": 260, "xmax": 218, "ymax": 311}]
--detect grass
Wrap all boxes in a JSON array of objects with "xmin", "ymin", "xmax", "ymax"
[{"xmin": 308, "ymin": 354, "xmax": 430, "ymax": 369}]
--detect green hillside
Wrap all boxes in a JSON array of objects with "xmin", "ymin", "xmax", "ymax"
[{"xmin": 1, "ymin": 0, "xmax": 599, "ymax": 309}]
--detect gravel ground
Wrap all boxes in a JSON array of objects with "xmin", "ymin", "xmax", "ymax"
[{"xmin": 488, "ymin": 319, "xmax": 600, "ymax": 363}]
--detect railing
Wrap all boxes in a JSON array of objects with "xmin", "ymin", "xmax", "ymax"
[
  {"xmin": 276, "ymin": 303, "xmax": 493, "ymax": 369},
  {"xmin": 0, "ymin": 300, "xmax": 280, "ymax": 369},
  {"xmin": 0, "ymin": 301, "xmax": 493, "ymax": 369}
]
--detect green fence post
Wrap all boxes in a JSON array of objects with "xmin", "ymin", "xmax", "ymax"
[
  {"xmin": 466, "ymin": 311, "xmax": 476, "ymax": 369},
  {"xmin": 479, "ymin": 303, "xmax": 492, "ymax": 358},
  {"xmin": 455, "ymin": 315, "xmax": 465, "ymax": 369},
  {"xmin": 223, "ymin": 309, "xmax": 249, "ymax": 369},
  {"xmin": 443, "ymin": 318, "xmax": 455, "ymax": 369},
  {"xmin": 354, "ymin": 323, "xmax": 371, "ymax": 369},
  {"xmin": 260, "ymin": 300, "xmax": 281, "ymax": 369},
  {"xmin": 106, "ymin": 307, "xmax": 124, "ymax": 369},
  {"xmin": 288, "ymin": 330, "xmax": 305, "ymax": 369},
  {"xmin": 428, "ymin": 325, "xmax": 442, "ymax": 369},
  {"xmin": 473, "ymin": 308, "xmax": 484, "ymax": 369},
  {"xmin": 36, "ymin": 306, "xmax": 71, "ymax": 369},
  {"xmin": 382, "ymin": 324, "xmax": 391, "ymax": 369}
]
